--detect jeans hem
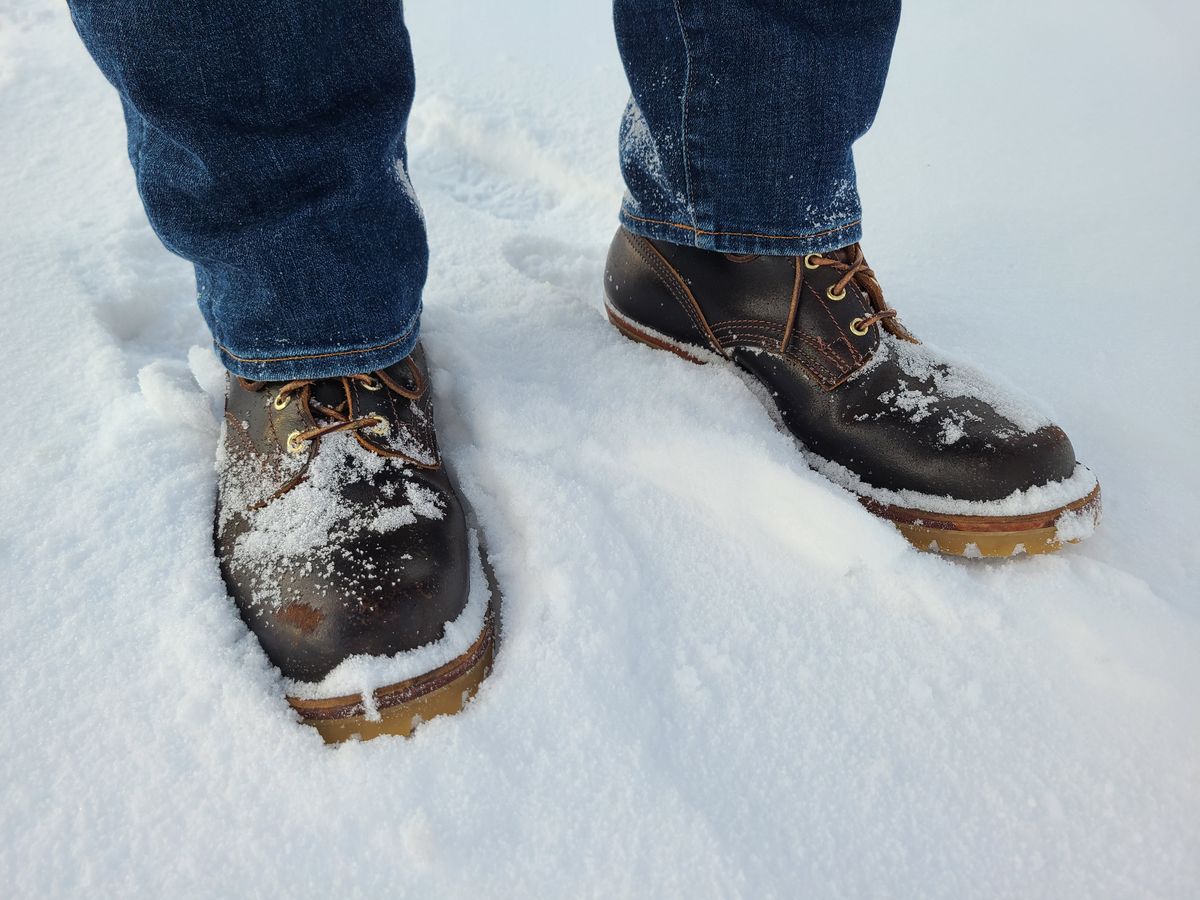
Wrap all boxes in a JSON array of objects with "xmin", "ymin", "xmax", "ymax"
[
  {"xmin": 619, "ymin": 206, "xmax": 862, "ymax": 256},
  {"xmin": 215, "ymin": 317, "xmax": 420, "ymax": 381}
]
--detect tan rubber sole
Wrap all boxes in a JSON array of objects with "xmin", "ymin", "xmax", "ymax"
[
  {"xmin": 606, "ymin": 302, "xmax": 1102, "ymax": 558},
  {"xmin": 287, "ymin": 613, "xmax": 496, "ymax": 744},
  {"xmin": 861, "ymin": 486, "xmax": 1102, "ymax": 557}
]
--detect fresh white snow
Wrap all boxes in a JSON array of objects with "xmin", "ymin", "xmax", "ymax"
[{"xmin": 1, "ymin": 1, "xmax": 1198, "ymax": 897}]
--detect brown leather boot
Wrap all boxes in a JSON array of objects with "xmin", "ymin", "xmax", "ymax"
[
  {"xmin": 604, "ymin": 227, "xmax": 1100, "ymax": 557},
  {"xmin": 216, "ymin": 345, "xmax": 496, "ymax": 741}
]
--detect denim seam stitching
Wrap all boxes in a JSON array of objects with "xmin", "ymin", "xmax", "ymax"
[
  {"xmin": 670, "ymin": 0, "xmax": 699, "ymax": 233},
  {"xmin": 217, "ymin": 319, "xmax": 417, "ymax": 365},
  {"xmin": 622, "ymin": 208, "xmax": 862, "ymax": 242}
]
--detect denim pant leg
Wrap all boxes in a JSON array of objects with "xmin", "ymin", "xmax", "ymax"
[
  {"xmin": 68, "ymin": 1, "xmax": 426, "ymax": 380},
  {"xmin": 614, "ymin": 0, "xmax": 901, "ymax": 256}
]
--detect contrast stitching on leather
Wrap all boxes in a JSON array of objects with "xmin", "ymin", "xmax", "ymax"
[
  {"xmin": 710, "ymin": 319, "xmax": 849, "ymax": 374},
  {"xmin": 805, "ymin": 281, "xmax": 870, "ymax": 367},
  {"xmin": 723, "ymin": 334, "xmax": 839, "ymax": 386},
  {"xmin": 628, "ymin": 236, "xmax": 711, "ymax": 346},
  {"xmin": 727, "ymin": 339, "xmax": 840, "ymax": 388},
  {"xmin": 714, "ymin": 318, "xmax": 795, "ymax": 326},
  {"xmin": 224, "ymin": 411, "xmax": 258, "ymax": 456},
  {"xmin": 793, "ymin": 355, "xmax": 840, "ymax": 386},
  {"xmin": 709, "ymin": 323, "xmax": 842, "ymax": 382},
  {"xmin": 265, "ymin": 399, "xmax": 286, "ymax": 449},
  {"xmin": 623, "ymin": 209, "xmax": 862, "ymax": 243},
  {"xmin": 818, "ymin": 335, "xmax": 858, "ymax": 371},
  {"xmin": 627, "ymin": 232, "xmax": 724, "ymax": 353}
]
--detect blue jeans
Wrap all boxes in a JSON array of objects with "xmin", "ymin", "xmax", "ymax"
[{"xmin": 69, "ymin": 1, "xmax": 899, "ymax": 380}]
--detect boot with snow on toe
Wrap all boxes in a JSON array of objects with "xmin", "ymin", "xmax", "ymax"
[{"xmin": 603, "ymin": 227, "xmax": 1101, "ymax": 557}]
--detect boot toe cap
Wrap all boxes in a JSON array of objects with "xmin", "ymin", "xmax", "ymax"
[
  {"xmin": 928, "ymin": 422, "xmax": 1078, "ymax": 502},
  {"xmin": 221, "ymin": 490, "xmax": 472, "ymax": 683}
]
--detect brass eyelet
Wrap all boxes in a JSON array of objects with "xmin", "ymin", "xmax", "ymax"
[
  {"xmin": 803, "ymin": 253, "xmax": 821, "ymax": 270},
  {"xmin": 272, "ymin": 392, "xmax": 291, "ymax": 411},
  {"xmin": 360, "ymin": 376, "xmax": 383, "ymax": 392},
  {"xmin": 849, "ymin": 317, "xmax": 870, "ymax": 337},
  {"xmin": 826, "ymin": 285, "xmax": 847, "ymax": 302},
  {"xmin": 285, "ymin": 430, "xmax": 309, "ymax": 454},
  {"xmin": 365, "ymin": 414, "xmax": 390, "ymax": 436}
]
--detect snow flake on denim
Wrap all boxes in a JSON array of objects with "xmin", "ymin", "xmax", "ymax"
[
  {"xmin": 796, "ymin": 178, "xmax": 861, "ymax": 234},
  {"xmin": 392, "ymin": 158, "xmax": 425, "ymax": 223},
  {"xmin": 620, "ymin": 99, "xmax": 688, "ymax": 214}
]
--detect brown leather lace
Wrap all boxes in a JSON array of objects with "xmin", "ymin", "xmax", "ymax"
[
  {"xmin": 242, "ymin": 357, "xmax": 434, "ymax": 467},
  {"xmin": 278, "ymin": 373, "xmax": 389, "ymax": 449},
  {"xmin": 788, "ymin": 245, "xmax": 916, "ymax": 346}
]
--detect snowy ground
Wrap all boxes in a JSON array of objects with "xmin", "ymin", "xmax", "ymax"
[{"xmin": 2, "ymin": 1, "xmax": 1198, "ymax": 896}]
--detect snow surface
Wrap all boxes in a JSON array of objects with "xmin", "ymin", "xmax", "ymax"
[{"xmin": 1, "ymin": 1, "xmax": 1199, "ymax": 897}]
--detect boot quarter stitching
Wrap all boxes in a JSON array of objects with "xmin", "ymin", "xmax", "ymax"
[
  {"xmin": 728, "ymin": 335, "xmax": 840, "ymax": 387},
  {"xmin": 630, "ymin": 234, "xmax": 724, "ymax": 352},
  {"xmin": 224, "ymin": 411, "xmax": 258, "ymax": 456},
  {"xmin": 711, "ymin": 319, "xmax": 850, "ymax": 374},
  {"xmin": 632, "ymin": 241, "xmax": 711, "ymax": 347},
  {"xmin": 711, "ymin": 325, "xmax": 841, "ymax": 385}
]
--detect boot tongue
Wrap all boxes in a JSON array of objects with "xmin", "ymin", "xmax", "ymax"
[
  {"xmin": 309, "ymin": 377, "xmax": 352, "ymax": 410},
  {"xmin": 821, "ymin": 244, "xmax": 858, "ymax": 265},
  {"xmin": 303, "ymin": 362, "xmax": 420, "ymax": 414}
]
